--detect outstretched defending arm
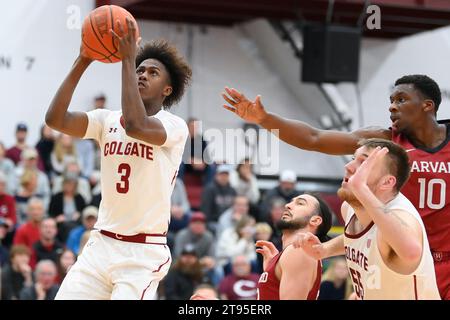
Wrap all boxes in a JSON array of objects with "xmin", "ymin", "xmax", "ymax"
[
  {"xmin": 222, "ymin": 87, "xmax": 390, "ymax": 155},
  {"xmin": 45, "ymin": 54, "xmax": 92, "ymax": 137}
]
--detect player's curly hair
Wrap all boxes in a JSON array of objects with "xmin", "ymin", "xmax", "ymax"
[
  {"xmin": 395, "ymin": 74, "xmax": 441, "ymax": 113},
  {"xmin": 135, "ymin": 39, "xmax": 192, "ymax": 108}
]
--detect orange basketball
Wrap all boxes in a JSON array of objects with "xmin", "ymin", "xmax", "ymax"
[{"xmin": 81, "ymin": 5, "xmax": 140, "ymax": 63}]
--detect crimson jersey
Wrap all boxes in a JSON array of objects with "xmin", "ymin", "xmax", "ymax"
[
  {"xmin": 392, "ymin": 123, "xmax": 450, "ymax": 252},
  {"xmin": 257, "ymin": 248, "xmax": 322, "ymax": 300}
]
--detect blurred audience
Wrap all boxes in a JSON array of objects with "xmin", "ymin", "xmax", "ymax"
[
  {"xmin": 229, "ymin": 159, "xmax": 260, "ymax": 205},
  {"xmin": 50, "ymin": 134, "xmax": 79, "ymax": 176},
  {"xmin": 173, "ymin": 212, "xmax": 215, "ymax": 259},
  {"xmin": 201, "ymin": 164, "xmax": 236, "ymax": 233},
  {"xmin": 19, "ymin": 259, "xmax": 59, "ymax": 300},
  {"xmin": 66, "ymin": 206, "xmax": 97, "ymax": 255},
  {"xmin": 218, "ymin": 255, "xmax": 260, "ymax": 300},
  {"xmin": 318, "ymin": 257, "xmax": 353, "ymax": 300},
  {"xmin": 35, "ymin": 124, "xmax": 55, "ymax": 178},
  {"xmin": 48, "ymin": 175, "xmax": 86, "ymax": 242},
  {"xmin": 163, "ymin": 244, "xmax": 205, "ymax": 300},
  {"xmin": 30, "ymin": 218, "xmax": 64, "ymax": 268},
  {"xmin": 13, "ymin": 197, "xmax": 45, "ymax": 250},
  {"xmin": 55, "ymin": 249, "xmax": 76, "ymax": 284},
  {"xmin": 216, "ymin": 215, "xmax": 257, "ymax": 269},
  {"xmin": 1, "ymin": 245, "xmax": 33, "ymax": 300},
  {"xmin": 260, "ymin": 170, "xmax": 299, "ymax": 218},
  {"xmin": 0, "ymin": 142, "xmax": 16, "ymax": 192},
  {"xmin": 216, "ymin": 195, "xmax": 250, "ymax": 238}
]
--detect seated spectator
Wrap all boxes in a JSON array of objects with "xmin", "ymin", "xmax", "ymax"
[
  {"xmin": 229, "ymin": 159, "xmax": 260, "ymax": 205},
  {"xmin": 199, "ymin": 255, "xmax": 224, "ymax": 287},
  {"xmin": 1, "ymin": 245, "xmax": 33, "ymax": 300},
  {"xmin": 0, "ymin": 172, "xmax": 17, "ymax": 236},
  {"xmin": 0, "ymin": 218, "xmax": 10, "ymax": 266},
  {"xmin": 168, "ymin": 178, "xmax": 191, "ymax": 248},
  {"xmin": 0, "ymin": 142, "xmax": 16, "ymax": 193},
  {"xmin": 318, "ymin": 257, "xmax": 353, "ymax": 300},
  {"xmin": 218, "ymin": 255, "xmax": 260, "ymax": 300},
  {"xmin": 19, "ymin": 260, "xmax": 59, "ymax": 300},
  {"xmin": 12, "ymin": 148, "xmax": 50, "ymax": 207},
  {"xmin": 254, "ymin": 222, "xmax": 273, "ymax": 274},
  {"xmin": 201, "ymin": 164, "xmax": 237, "ymax": 233},
  {"xmin": 52, "ymin": 159, "xmax": 92, "ymax": 204},
  {"xmin": 15, "ymin": 169, "xmax": 41, "ymax": 224},
  {"xmin": 163, "ymin": 244, "xmax": 205, "ymax": 300},
  {"xmin": 49, "ymin": 175, "xmax": 86, "ymax": 243},
  {"xmin": 216, "ymin": 195, "xmax": 250, "ymax": 238},
  {"xmin": 55, "ymin": 249, "xmax": 76, "ymax": 284},
  {"xmin": 191, "ymin": 283, "xmax": 220, "ymax": 300},
  {"xmin": 13, "ymin": 197, "xmax": 45, "ymax": 251},
  {"xmin": 179, "ymin": 118, "xmax": 215, "ymax": 189},
  {"xmin": 173, "ymin": 212, "xmax": 215, "ymax": 259},
  {"xmin": 260, "ymin": 170, "xmax": 299, "ymax": 219},
  {"xmin": 6, "ymin": 123, "xmax": 44, "ymax": 171},
  {"xmin": 261, "ymin": 198, "xmax": 285, "ymax": 251},
  {"xmin": 50, "ymin": 134, "xmax": 80, "ymax": 176},
  {"xmin": 66, "ymin": 206, "xmax": 98, "ymax": 255},
  {"xmin": 216, "ymin": 215, "xmax": 257, "ymax": 269},
  {"xmin": 35, "ymin": 124, "xmax": 55, "ymax": 179},
  {"xmin": 30, "ymin": 218, "xmax": 64, "ymax": 269}
]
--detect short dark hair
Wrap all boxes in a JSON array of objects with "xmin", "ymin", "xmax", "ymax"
[
  {"xmin": 135, "ymin": 39, "xmax": 192, "ymax": 108},
  {"xmin": 305, "ymin": 192, "xmax": 333, "ymax": 242},
  {"xmin": 395, "ymin": 74, "xmax": 441, "ymax": 113},
  {"xmin": 358, "ymin": 138, "xmax": 411, "ymax": 192}
]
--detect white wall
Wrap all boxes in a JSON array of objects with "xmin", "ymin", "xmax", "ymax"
[{"xmin": 338, "ymin": 27, "xmax": 450, "ymax": 130}]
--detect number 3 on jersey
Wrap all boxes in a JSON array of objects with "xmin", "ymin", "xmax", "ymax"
[{"xmin": 117, "ymin": 163, "xmax": 131, "ymax": 194}]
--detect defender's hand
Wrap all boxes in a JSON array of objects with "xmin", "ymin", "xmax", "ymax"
[{"xmin": 222, "ymin": 87, "xmax": 268, "ymax": 124}]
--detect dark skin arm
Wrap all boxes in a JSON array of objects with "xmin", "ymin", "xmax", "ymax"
[
  {"xmin": 111, "ymin": 18, "xmax": 167, "ymax": 146},
  {"xmin": 45, "ymin": 53, "xmax": 93, "ymax": 137},
  {"xmin": 222, "ymin": 87, "xmax": 391, "ymax": 155}
]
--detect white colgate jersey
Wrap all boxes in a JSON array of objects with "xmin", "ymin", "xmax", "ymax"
[
  {"xmin": 343, "ymin": 193, "xmax": 440, "ymax": 300},
  {"xmin": 83, "ymin": 109, "xmax": 188, "ymax": 235}
]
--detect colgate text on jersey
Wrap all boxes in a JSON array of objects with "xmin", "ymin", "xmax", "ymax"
[{"xmin": 104, "ymin": 141, "xmax": 154, "ymax": 160}]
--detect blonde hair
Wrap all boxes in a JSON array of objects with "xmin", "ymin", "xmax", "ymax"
[
  {"xmin": 255, "ymin": 222, "xmax": 272, "ymax": 236},
  {"xmin": 54, "ymin": 134, "xmax": 77, "ymax": 163},
  {"xmin": 321, "ymin": 257, "xmax": 354, "ymax": 299},
  {"xmin": 20, "ymin": 168, "xmax": 37, "ymax": 188}
]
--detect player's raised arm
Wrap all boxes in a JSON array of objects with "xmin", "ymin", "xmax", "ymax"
[
  {"xmin": 348, "ymin": 147, "xmax": 423, "ymax": 264},
  {"xmin": 45, "ymin": 52, "xmax": 92, "ymax": 137},
  {"xmin": 222, "ymin": 87, "xmax": 391, "ymax": 155},
  {"xmin": 111, "ymin": 18, "xmax": 168, "ymax": 146},
  {"xmin": 293, "ymin": 232, "xmax": 345, "ymax": 260}
]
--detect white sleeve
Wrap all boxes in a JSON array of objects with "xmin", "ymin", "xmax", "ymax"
[
  {"xmin": 155, "ymin": 112, "xmax": 188, "ymax": 148},
  {"xmin": 83, "ymin": 109, "xmax": 111, "ymax": 141}
]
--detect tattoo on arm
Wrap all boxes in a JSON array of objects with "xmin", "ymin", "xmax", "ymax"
[{"xmin": 378, "ymin": 206, "xmax": 409, "ymax": 227}]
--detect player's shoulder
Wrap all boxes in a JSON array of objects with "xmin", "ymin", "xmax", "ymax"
[
  {"xmin": 281, "ymin": 244, "xmax": 316, "ymax": 267},
  {"xmin": 157, "ymin": 110, "xmax": 189, "ymax": 134}
]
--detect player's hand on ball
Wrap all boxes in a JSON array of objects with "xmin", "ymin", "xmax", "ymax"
[
  {"xmin": 78, "ymin": 44, "xmax": 94, "ymax": 63},
  {"xmin": 110, "ymin": 17, "xmax": 142, "ymax": 61},
  {"xmin": 222, "ymin": 87, "xmax": 268, "ymax": 124},
  {"xmin": 293, "ymin": 232, "xmax": 324, "ymax": 259}
]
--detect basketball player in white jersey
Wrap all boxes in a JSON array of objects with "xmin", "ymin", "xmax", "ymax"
[
  {"xmin": 294, "ymin": 139, "xmax": 440, "ymax": 299},
  {"xmin": 45, "ymin": 19, "xmax": 191, "ymax": 299}
]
